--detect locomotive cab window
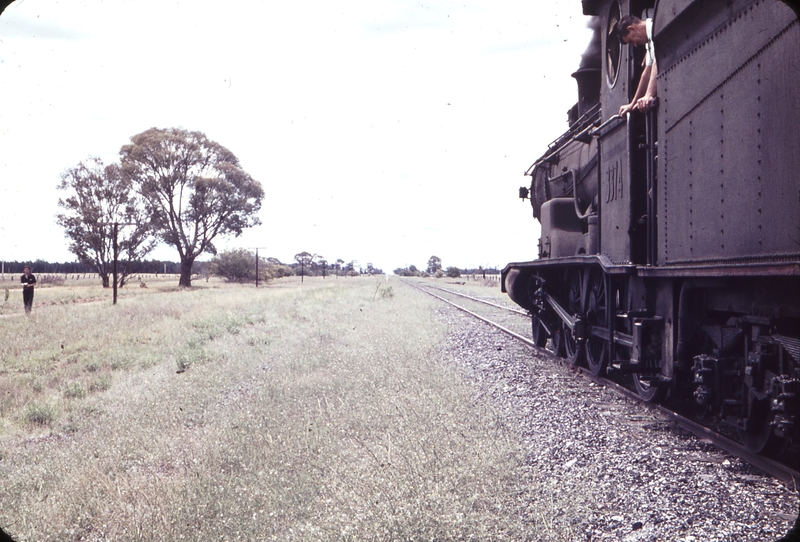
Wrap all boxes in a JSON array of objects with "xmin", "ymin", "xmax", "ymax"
[{"xmin": 606, "ymin": 1, "xmax": 621, "ymax": 87}]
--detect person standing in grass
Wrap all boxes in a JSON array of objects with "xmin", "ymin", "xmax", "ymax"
[{"xmin": 21, "ymin": 266, "xmax": 36, "ymax": 314}]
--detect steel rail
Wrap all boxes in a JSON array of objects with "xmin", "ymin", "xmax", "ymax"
[
  {"xmin": 409, "ymin": 280, "xmax": 800, "ymax": 489},
  {"xmin": 425, "ymin": 284, "xmax": 530, "ymax": 316},
  {"xmin": 580, "ymin": 369, "xmax": 800, "ymax": 488},
  {"xmin": 408, "ymin": 282, "xmax": 535, "ymax": 347}
]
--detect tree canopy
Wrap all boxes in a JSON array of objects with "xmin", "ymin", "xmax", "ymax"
[
  {"xmin": 56, "ymin": 157, "xmax": 155, "ymax": 287},
  {"xmin": 120, "ymin": 128, "xmax": 264, "ymax": 287}
]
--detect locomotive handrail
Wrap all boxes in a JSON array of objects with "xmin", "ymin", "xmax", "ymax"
[
  {"xmin": 524, "ymin": 104, "xmax": 601, "ymax": 176},
  {"xmin": 589, "ymin": 114, "xmax": 623, "ymax": 137}
]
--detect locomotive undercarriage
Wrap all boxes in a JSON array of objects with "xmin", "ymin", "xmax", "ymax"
[
  {"xmin": 506, "ymin": 263, "xmax": 800, "ymax": 456},
  {"xmin": 689, "ymin": 286, "xmax": 800, "ymax": 456}
]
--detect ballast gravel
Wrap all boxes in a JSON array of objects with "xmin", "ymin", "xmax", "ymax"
[{"xmin": 436, "ymin": 305, "xmax": 799, "ymax": 542}]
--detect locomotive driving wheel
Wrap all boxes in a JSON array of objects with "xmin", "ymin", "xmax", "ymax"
[{"xmin": 584, "ymin": 267, "xmax": 608, "ymax": 376}]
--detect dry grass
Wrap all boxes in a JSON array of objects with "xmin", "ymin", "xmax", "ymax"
[{"xmin": 0, "ymin": 276, "xmax": 579, "ymax": 541}]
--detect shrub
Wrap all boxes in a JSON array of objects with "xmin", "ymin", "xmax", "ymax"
[
  {"xmin": 264, "ymin": 264, "xmax": 293, "ymax": 279},
  {"xmin": 38, "ymin": 275, "xmax": 65, "ymax": 286},
  {"xmin": 210, "ymin": 248, "xmax": 256, "ymax": 283},
  {"xmin": 446, "ymin": 266, "xmax": 462, "ymax": 278}
]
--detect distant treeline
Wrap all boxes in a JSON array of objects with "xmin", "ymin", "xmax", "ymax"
[
  {"xmin": 0, "ymin": 260, "xmax": 189, "ymax": 275},
  {"xmin": 393, "ymin": 265, "xmax": 501, "ymax": 277}
]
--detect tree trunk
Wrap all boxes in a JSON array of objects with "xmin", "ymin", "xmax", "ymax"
[
  {"xmin": 179, "ymin": 257, "xmax": 195, "ymax": 287},
  {"xmin": 100, "ymin": 273, "xmax": 110, "ymax": 288}
]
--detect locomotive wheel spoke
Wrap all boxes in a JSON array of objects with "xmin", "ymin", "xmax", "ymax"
[
  {"xmin": 585, "ymin": 267, "xmax": 608, "ymax": 376},
  {"xmin": 531, "ymin": 312, "xmax": 547, "ymax": 347},
  {"xmin": 563, "ymin": 324, "xmax": 580, "ymax": 366},
  {"xmin": 564, "ymin": 269, "xmax": 584, "ymax": 366},
  {"xmin": 550, "ymin": 326, "xmax": 565, "ymax": 357}
]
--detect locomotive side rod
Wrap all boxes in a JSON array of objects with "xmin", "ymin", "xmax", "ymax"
[{"xmin": 543, "ymin": 291, "xmax": 576, "ymax": 330}]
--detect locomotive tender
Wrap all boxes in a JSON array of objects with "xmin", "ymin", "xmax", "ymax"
[{"xmin": 502, "ymin": 0, "xmax": 800, "ymax": 456}]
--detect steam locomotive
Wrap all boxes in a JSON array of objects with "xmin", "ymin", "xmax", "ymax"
[{"xmin": 502, "ymin": 0, "xmax": 800, "ymax": 456}]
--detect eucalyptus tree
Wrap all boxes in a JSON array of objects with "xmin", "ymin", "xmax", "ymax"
[
  {"xmin": 120, "ymin": 128, "xmax": 264, "ymax": 287},
  {"xmin": 294, "ymin": 251, "xmax": 314, "ymax": 282},
  {"xmin": 56, "ymin": 157, "xmax": 155, "ymax": 287},
  {"xmin": 314, "ymin": 255, "xmax": 328, "ymax": 278}
]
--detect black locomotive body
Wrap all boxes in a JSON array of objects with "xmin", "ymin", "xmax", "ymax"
[{"xmin": 502, "ymin": 0, "xmax": 800, "ymax": 456}]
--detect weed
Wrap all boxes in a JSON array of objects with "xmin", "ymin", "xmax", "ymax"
[
  {"xmin": 24, "ymin": 401, "xmax": 58, "ymax": 426},
  {"xmin": 89, "ymin": 377, "xmax": 111, "ymax": 393},
  {"xmin": 379, "ymin": 285, "xmax": 394, "ymax": 299},
  {"xmin": 62, "ymin": 382, "xmax": 86, "ymax": 400}
]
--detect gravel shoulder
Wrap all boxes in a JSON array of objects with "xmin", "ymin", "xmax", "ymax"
[{"xmin": 437, "ymin": 304, "xmax": 800, "ymax": 542}]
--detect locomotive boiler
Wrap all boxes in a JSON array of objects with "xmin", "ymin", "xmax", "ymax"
[{"xmin": 502, "ymin": 0, "xmax": 800, "ymax": 456}]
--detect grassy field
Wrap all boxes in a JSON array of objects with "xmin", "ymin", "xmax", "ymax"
[
  {"xmin": 0, "ymin": 275, "xmax": 573, "ymax": 541},
  {"xmin": 0, "ymin": 273, "xmax": 185, "ymax": 317}
]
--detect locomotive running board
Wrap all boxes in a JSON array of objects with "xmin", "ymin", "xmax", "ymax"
[{"xmin": 502, "ymin": 254, "xmax": 635, "ymax": 278}]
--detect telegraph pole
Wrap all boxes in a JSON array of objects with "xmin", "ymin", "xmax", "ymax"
[
  {"xmin": 99, "ymin": 222, "xmax": 136, "ymax": 304},
  {"xmin": 249, "ymin": 247, "xmax": 268, "ymax": 287}
]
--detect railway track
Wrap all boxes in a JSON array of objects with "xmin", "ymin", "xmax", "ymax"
[{"xmin": 408, "ymin": 279, "xmax": 800, "ymax": 489}]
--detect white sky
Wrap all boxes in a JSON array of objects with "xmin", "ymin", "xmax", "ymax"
[{"xmin": 0, "ymin": 0, "xmax": 593, "ymax": 272}]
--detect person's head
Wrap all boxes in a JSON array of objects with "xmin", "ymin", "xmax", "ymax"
[
  {"xmin": 615, "ymin": 15, "xmax": 647, "ymax": 46},
  {"xmin": 23, "ymin": 266, "xmax": 30, "ymax": 274}
]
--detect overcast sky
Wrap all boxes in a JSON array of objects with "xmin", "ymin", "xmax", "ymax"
[{"xmin": 0, "ymin": 0, "xmax": 593, "ymax": 272}]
